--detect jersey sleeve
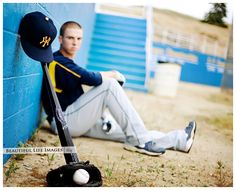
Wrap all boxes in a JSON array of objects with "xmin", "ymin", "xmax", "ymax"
[{"xmin": 55, "ymin": 60, "xmax": 102, "ymax": 90}]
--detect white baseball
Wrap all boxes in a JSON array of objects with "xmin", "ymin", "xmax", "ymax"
[{"xmin": 73, "ymin": 169, "xmax": 90, "ymax": 185}]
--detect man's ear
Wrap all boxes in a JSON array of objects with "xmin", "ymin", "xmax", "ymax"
[{"xmin": 59, "ymin": 35, "xmax": 63, "ymax": 44}]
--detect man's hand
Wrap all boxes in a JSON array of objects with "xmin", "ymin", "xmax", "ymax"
[
  {"xmin": 114, "ymin": 71, "xmax": 126, "ymax": 86},
  {"xmin": 100, "ymin": 70, "xmax": 126, "ymax": 86}
]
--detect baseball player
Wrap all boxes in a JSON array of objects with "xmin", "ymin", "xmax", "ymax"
[{"xmin": 42, "ymin": 21, "xmax": 197, "ymax": 156}]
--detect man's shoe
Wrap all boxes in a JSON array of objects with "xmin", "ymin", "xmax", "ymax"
[
  {"xmin": 102, "ymin": 120, "xmax": 113, "ymax": 134},
  {"xmin": 184, "ymin": 121, "xmax": 197, "ymax": 153},
  {"xmin": 124, "ymin": 141, "xmax": 166, "ymax": 156},
  {"xmin": 49, "ymin": 118, "xmax": 58, "ymax": 135},
  {"xmin": 40, "ymin": 118, "xmax": 58, "ymax": 135},
  {"xmin": 101, "ymin": 113, "xmax": 117, "ymax": 135}
]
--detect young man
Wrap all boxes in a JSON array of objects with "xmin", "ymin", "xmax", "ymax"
[{"xmin": 42, "ymin": 21, "xmax": 197, "ymax": 156}]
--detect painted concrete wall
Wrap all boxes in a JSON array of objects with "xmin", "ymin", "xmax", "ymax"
[
  {"xmin": 153, "ymin": 42, "xmax": 226, "ymax": 87},
  {"xmin": 3, "ymin": 3, "xmax": 95, "ymax": 163}
]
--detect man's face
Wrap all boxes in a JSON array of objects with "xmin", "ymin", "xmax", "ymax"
[{"xmin": 59, "ymin": 27, "xmax": 83, "ymax": 58}]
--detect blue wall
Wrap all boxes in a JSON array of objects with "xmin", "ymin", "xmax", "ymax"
[
  {"xmin": 153, "ymin": 42, "xmax": 226, "ymax": 87},
  {"xmin": 3, "ymin": 3, "xmax": 95, "ymax": 163}
]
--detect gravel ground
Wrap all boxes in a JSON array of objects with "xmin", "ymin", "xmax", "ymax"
[{"xmin": 3, "ymin": 82, "xmax": 233, "ymax": 187}]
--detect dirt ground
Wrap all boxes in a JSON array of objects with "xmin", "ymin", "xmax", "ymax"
[{"xmin": 3, "ymin": 82, "xmax": 233, "ymax": 187}]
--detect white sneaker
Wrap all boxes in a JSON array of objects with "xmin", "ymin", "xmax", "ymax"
[{"xmin": 184, "ymin": 121, "xmax": 197, "ymax": 153}]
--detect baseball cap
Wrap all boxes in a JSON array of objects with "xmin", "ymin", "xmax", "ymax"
[{"xmin": 18, "ymin": 11, "xmax": 57, "ymax": 63}]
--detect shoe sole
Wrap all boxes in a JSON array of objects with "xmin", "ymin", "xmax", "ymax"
[
  {"xmin": 123, "ymin": 144, "xmax": 165, "ymax": 156},
  {"xmin": 185, "ymin": 121, "xmax": 197, "ymax": 153}
]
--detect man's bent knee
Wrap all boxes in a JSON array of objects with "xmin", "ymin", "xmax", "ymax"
[{"xmin": 102, "ymin": 78, "xmax": 120, "ymax": 88}]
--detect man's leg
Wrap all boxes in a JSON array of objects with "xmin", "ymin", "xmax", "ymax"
[
  {"xmin": 148, "ymin": 130, "xmax": 187, "ymax": 151},
  {"xmin": 85, "ymin": 119, "xmax": 196, "ymax": 153},
  {"xmin": 84, "ymin": 109, "xmax": 126, "ymax": 142},
  {"xmin": 146, "ymin": 121, "xmax": 197, "ymax": 152},
  {"xmin": 64, "ymin": 78, "xmax": 151, "ymax": 145}
]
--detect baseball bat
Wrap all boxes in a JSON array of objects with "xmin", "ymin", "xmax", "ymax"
[{"xmin": 41, "ymin": 62, "xmax": 79, "ymax": 164}]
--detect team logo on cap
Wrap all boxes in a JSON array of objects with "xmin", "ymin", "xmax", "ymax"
[{"xmin": 40, "ymin": 36, "xmax": 51, "ymax": 47}]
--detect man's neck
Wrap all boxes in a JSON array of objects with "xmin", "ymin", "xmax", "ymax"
[{"xmin": 59, "ymin": 49, "xmax": 75, "ymax": 60}]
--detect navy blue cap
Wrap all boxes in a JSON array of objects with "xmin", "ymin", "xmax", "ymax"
[{"xmin": 19, "ymin": 11, "xmax": 57, "ymax": 63}]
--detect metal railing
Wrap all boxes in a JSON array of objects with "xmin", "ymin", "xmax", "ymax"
[{"xmin": 154, "ymin": 26, "xmax": 228, "ymax": 58}]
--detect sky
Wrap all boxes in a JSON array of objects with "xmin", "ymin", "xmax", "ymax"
[
  {"xmin": 150, "ymin": 0, "xmax": 233, "ymax": 24},
  {"xmin": 107, "ymin": 0, "xmax": 233, "ymax": 24}
]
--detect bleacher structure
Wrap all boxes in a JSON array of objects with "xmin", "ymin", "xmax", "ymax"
[
  {"xmin": 86, "ymin": 7, "xmax": 149, "ymax": 91},
  {"xmin": 86, "ymin": 4, "xmax": 230, "ymax": 89}
]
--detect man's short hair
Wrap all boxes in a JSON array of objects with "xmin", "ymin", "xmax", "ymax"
[{"xmin": 60, "ymin": 21, "xmax": 82, "ymax": 36}]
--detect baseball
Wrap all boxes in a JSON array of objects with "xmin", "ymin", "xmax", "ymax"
[{"xmin": 73, "ymin": 169, "xmax": 90, "ymax": 185}]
